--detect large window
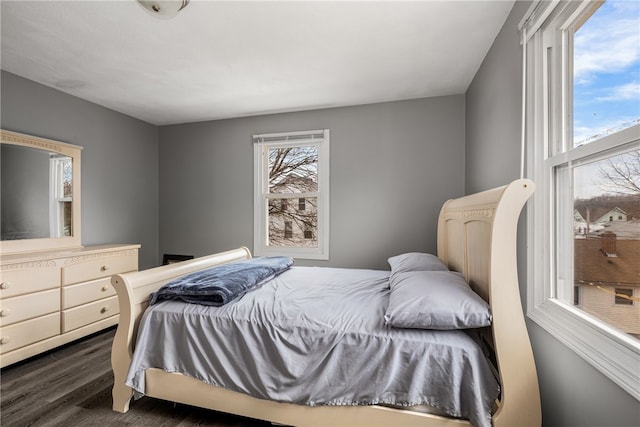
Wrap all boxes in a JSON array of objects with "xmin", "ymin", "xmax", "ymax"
[
  {"xmin": 253, "ymin": 130, "xmax": 329, "ymax": 260},
  {"xmin": 524, "ymin": 0, "xmax": 639, "ymax": 399}
]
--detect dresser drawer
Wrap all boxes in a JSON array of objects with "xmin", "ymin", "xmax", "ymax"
[
  {"xmin": 62, "ymin": 253, "xmax": 137, "ymax": 285},
  {"xmin": 62, "ymin": 277, "xmax": 116, "ymax": 309},
  {"xmin": 62, "ymin": 296, "xmax": 119, "ymax": 333},
  {"xmin": 0, "ymin": 312, "xmax": 60, "ymax": 354},
  {"xmin": 0, "ymin": 263, "xmax": 60, "ymax": 298},
  {"xmin": 0, "ymin": 289, "xmax": 60, "ymax": 327}
]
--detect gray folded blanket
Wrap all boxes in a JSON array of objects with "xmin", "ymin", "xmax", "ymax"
[{"xmin": 149, "ymin": 256, "xmax": 293, "ymax": 306}]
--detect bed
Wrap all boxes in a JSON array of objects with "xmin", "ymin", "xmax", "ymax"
[{"xmin": 110, "ymin": 179, "xmax": 541, "ymax": 427}]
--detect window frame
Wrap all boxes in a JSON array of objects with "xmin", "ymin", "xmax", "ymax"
[
  {"xmin": 524, "ymin": 0, "xmax": 640, "ymax": 400},
  {"xmin": 253, "ymin": 129, "xmax": 330, "ymax": 260}
]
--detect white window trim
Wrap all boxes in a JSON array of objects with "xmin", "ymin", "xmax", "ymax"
[
  {"xmin": 524, "ymin": 0, "xmax": 640, "ymax": 400},
  {"xmin": 253, "ymin": 129, "xmax": 330, "ymax": 260}
]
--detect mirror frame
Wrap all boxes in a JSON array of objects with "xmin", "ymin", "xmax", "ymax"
[{"xmin": 1, "ymin": 129, "xmax": 82, "ymax": 254}]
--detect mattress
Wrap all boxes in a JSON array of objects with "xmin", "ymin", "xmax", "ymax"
[{"xmin": 126, "ymin": 266, "xmax": 499, "ymax": 427}]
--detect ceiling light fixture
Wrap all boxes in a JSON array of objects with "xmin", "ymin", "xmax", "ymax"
[{"xmin": 137, "ymin": 0, "xmax": 189, "ymax": 19}]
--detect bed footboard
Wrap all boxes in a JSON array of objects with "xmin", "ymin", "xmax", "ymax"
[{"xmin": 110, "ymin": 247, "xmax": 252, "ymax": 412}]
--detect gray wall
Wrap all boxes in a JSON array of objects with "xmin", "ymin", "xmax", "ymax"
[
  {"xmin": 1, "ymin": 71, "xmax": 160, "ymax": 269},
  {"xmin": 159, "ymin": 96, "xmax": 465, "ymax": 270},
  {"xmin": 465, "ymin": 2, "xmax": 640, "ymax": 426}
]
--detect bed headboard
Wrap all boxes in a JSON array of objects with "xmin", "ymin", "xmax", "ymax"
[
  {"xmin": 437, "ymin": 179, "xmax": 532, "ymax": 301},
  {"xmin": 437, "ymin": 178, "xmax": 539, "ymax": 426}
]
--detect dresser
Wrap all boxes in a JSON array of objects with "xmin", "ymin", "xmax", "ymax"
[{"xmin": 0, "ymin": 244, "xmax": 139, "ymax": 368}]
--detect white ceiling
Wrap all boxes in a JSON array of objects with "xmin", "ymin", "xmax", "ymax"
[{"xmin": 1, "ymin": 0, "xmax": 514, "ymax": 126}]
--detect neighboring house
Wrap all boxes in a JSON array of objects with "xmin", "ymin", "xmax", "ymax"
[
  {"xmin": 268, "ymin": 197, "xmax": 317, "ymax": 247},
  {"xmin": 593, "ymin": 207, "xmax": 628, "ymax": 224},
  {"xmin": 574, "ymin": 209, "xmax": 603, "ymax": 238},
  {"xmin": 574, "ymin": 206, "xmax": 638, "ymax": 239},
  {"xmin": 574, "ymin": 233, "xmax": 640, "ymax": 338}
]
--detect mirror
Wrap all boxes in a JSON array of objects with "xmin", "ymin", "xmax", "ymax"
[{"xmin": 0, "ymin": 130, "xmax": 82, "ymax": 254}]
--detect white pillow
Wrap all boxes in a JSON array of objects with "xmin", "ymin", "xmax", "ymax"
[{"xmin": 384, "ymin": 270, "xmax": 492, "ymax": 330}]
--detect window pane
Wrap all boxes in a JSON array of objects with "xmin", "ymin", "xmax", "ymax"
[
  {"xmin": 63, "ymin": 201, "xmax": 72, "ymax": 236},
  {"xmin": 571, "ymin": 151, "xmax": 640, "ymax": 341},
  {"xmin": 268, "ymin": 146, "xmax": 318, "ymax": 193},
  {"xmin": 62, "ymin": 158, "xmax": 73, "ymax": 197},
  {"xmin": 573, "ymin": 1, "xmax": 640, "ymax": 147},
  {"xmin": 268, "ymin": 197, "xmax": 318, "ymax": 248},
  {"xmin": 615, "ymin": 288, "xmax": 634, "ymax": 305},
  {"xmin": 284, "ymin": 221, "xmax": 293, "ymax": 239}
]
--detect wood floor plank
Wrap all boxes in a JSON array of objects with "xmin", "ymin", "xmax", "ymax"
[
  {"xmin": 1, "ymin": 328, "xmax": 272, "ymax": 427},
  {"xmin": 1, "ymin": 341, "xmax": 113, "ymax": 423},
  {"xmin": 1, "ymin": 328, "xmax": 113, "ymax": 402}
]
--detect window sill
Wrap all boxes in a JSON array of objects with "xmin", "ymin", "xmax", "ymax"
[
  {"xmin": 254, "ymin": 246, "xmax": 329, "ymax": 261},
  {"xmin": 528, "ymin": 299, "xmax": 640, "ymax": 400}
]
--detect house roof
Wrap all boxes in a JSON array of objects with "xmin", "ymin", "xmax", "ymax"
[
  {"xmin": 574, "ymin": 206, "xmax": 627, "ymax": 224},
  {"xmin": 574, "ymin": 238, "xmax": 640, "ymax": 287},
  {"xmin": 595, "ymin": 220, "xmax": 640, "ymax": 240},
  {"xmin": 593, "ymin": 207, "xmax": 628, "ymax": 223}
]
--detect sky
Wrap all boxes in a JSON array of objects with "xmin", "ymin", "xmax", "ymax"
[
  {"xmin": 572, "ymin": 0, "xmax": 639, "ymax": 200},
  {"xmin": 573, "ymin": 0, "xmax": 640, "ymax": 145}
]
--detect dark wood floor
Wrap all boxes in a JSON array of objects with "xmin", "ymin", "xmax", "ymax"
[{"xmin": 0, "ymin": 328, "xmax": 272, "ymax": 427}]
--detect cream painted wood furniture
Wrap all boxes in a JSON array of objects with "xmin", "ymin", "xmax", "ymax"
[
  {"xmin": 0, "ymin": 244, "xmax": 139, "ymax": 367},
  {"xmin": 111, "ymin": 179, "xmax": 540, "ymax": 427},
  {"xmin": 0, "ymin": 130, "xmax": 141, "ymax": 367}
]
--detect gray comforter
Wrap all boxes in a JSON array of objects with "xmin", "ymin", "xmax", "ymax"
[{"xmin": 126, "ymin": 266, "xmax": 499, "ymax": 427}]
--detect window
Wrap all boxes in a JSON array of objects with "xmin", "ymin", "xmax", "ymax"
[
  {"xmin": 615, "ymin": 288, "xmax": 634, "ymax": 306},
  {"xmin": 523, "ymin": 0, "xmax": 640, "ymax": 399},
  {"xmin": 304, "ymin": 226, "xmax": 313, "ymax": 239},
  {"xmin": 253, "ymin": 129, "xmax": 329, "ymax": 260},
  {"xmin": 284, "ymin": 221, "xmax": 293, "ymax": 239},
  {"xmin": 49, "ymin": 154, "xmax": 73, "ymax": 238}
]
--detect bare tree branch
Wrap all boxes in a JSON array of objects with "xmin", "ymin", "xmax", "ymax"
[
  {"xmin": 267, "ymin": 146, "xmax": 319, "ymax": 246},
  {"xmin": 597, "ymin": 149, "xmax": 640, "ymax": 197}
]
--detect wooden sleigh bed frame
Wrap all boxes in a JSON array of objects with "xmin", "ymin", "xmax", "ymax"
[{"xmin": 110, "ymin": 179, "xmax": 541, "ymax": 427}]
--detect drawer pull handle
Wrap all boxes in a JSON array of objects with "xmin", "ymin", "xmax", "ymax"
[
  {"xmin": 0, "ymin": 336, "xmax": 10, "ymax": 345},
  {"xmin": 101, "ymin": 285, "xmax": 109, "ymax": 292},
  {"xmin": 100, "ymin": 306, "xmax": 110, "ymax": 314},
  {"xmin": 101, "ymin": 265, "xmax": 110, "ymax": 272},
  {"xmin": 0, "ymin": 282, "xmax": 11, "ymax": 290},
  {"xmin": 0, "ymin": 309, "xmax": 11, "ymax": 317}
]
